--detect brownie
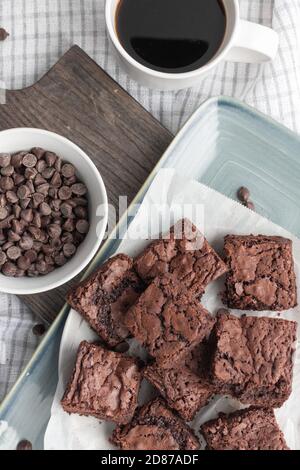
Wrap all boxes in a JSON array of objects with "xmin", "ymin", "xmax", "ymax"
[
  {"xmin": 200, "ymin": 407, "xmax": 289, "ymax": 450},
  {"xmin": 61, "ymin": 341, "xmax": 141, "ymax": 424},
  {"xmin": 67, "ymin": 254, "xmax": 144, "ymax": 347},
  {"xmin": 124, "ymin": 274, "xmax": 215, "ymax": 367},
  {"xmin": 134, "ymin": 219, "xmax": 227, "ymax": 297},
  {"xmin": 223, "ymin": 235, "xmax": 297, "ymax": 311},
  {"xmin": 209, "ymin": 311, "xmax": 297, "ymax": 407},
  {"xmin": 111, "ymin": 398, "xmax": 200, "ymax": 450},
  {"xmin": 144, "ymin": 354, "xmax": 215, "ymax": 421}
]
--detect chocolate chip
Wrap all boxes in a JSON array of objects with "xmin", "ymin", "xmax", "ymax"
[
  {"xmin": 1, "ymin": 165, "xmax": 14, "ymax": 176},
  {"xmin": 11, "ymin": 219, "xmax": 22, "ymax": 234},
  {"xmin": 0, "ymin": 208, "xmax": 8, "ymax": 220},
  {"xmin": 16, "ymin": 439, "xmax": 32, "ymax": 450},
  {"xmin": 0, "ymin": 176, "xmax": 14, "ymax": 191},
  {"xmin": 60, "ymin": 202, "xmax": 73, "ymax": 218},
  {"xmin": 48, "ymin": 224, "xmax": 62, "ymax": 239},
  {"xmin": 54, "ymin": 252, "xmax": 67, "ymax": 266},
  {"xmin": 0, "ymin": 28, "xmax": 9, "ymax": 41},
  {"xmin": 41, "ymin": 167, "xmax": 55, "ymax": 179},
  {"xmin": 26, "ymin": 249, "xmax": 37, "ymax": 263},
  {"xmin": 20, "ymin": 197, "xmax": 31, "ymax": 209},
  {"xmin": 32, "ymin": 323, "xmax": 46, "ymax": 336},
  {"xmin": 0, "ymin": 153, "xmax": 11, "ymax": 167},
  {"xmin": 71, "ymin": 183, "xmax": 87, "ymax": 196},
  {"xmin": 36, "ymin": 260, "xmax": 47, "ymax": 273},
  {"xmin": 45, "ymin": 152, "xmax": 57, "ymax": 167},
  {"xmin": 237, "ymin": 186, "xmax": 250, "ymax": 203},
  {"xmin": 114, "ymin": 342, "xmax": 130, "ymax": 353},
  {"xmin": 55, "ymin": 157, "xmax": 62, "ymax": 171},
  {"xmin": 17, "ymin": 255, "xmax": 31, "ymax": 270},
  {"xmin": 0, "ymin": 194, "xmax": 6, "ymax": 207},
  {"xmin": 13, "ymin": 173, "xmax": 25, "ymax": 185},
  {"xmin": 0, "ymin": 250, "xmax": 7, "ymax": 265},
  {"xmin": 63, "ymin": 218, "xmax": 75, "ymax": 232},
  {"xmin": 22, "ymin": 153, "xmax": 37, "ymax": 168},
  {"xmin": 245, "ymin": 201, "xmax": 255, "ymax": 211},
  {"xmin": 76, "ymin": 219, "xmax": 89, "ymax": 234},
  {"xmin": 74, "ymin": 206, "xmax": 88, "ymax": 219},
  {"xmin": 19, "ymin": 235, "xmax": 33, "ymax": 251},
  {"xmin": 25, "ymin": 167, "xmax": 38, "ymax": 180},
  {"xmin": 32, "ymin": 212, "xmax": 41, "ymax": 228},
  {"xmin": 20, "ymin": 208, "xmax": 33, "ymax": 223},
  {"xmin": 50, "ymin": 171, "xmax": 62, "ymax": 188},
  {"xmin": 0, "ymin": 215, "xmax": 14, "ymax": 229},
  {"xmin": 64, "ymin": 175, "xmax": 77, "ymax": 186},
  {"xmin": 11, "ymin": 153, "xmax": 24, "ymax": 168},
  {"xmin": 39, "ymin": 202, "xmax": 51, "ymax": 216},
  {"xmin": 7, "ymin": 246, "xmax": 21, "ymax": 260},
  {"xmin": 7, "ymin": 230, "xmax": 21, "ymax": 242},
  {"xmin": 51, "ymin": 199, "xmax": 61, "ymax": 212},
  {"xmin": 32, "ymin": 192, "xmax": 44, "ymax": 208},
  {"xmin": 63, "ymin": 243, "xmax": 76, "ymax": 257},
  {"xmin": 35, "ymin": 160, "xmax": 47, "ymax": 174},
  {"xmin": 13, "ymin": 205, "xmax": 21, "ymax": 218},
  {"xmin": 2, "ymin": 261, "xmax": 17, "ymax": 277},
  {"xmin": 61, "ymin": 163, "xmax": 75, "ymax": 178},
  {"xmin": 17, "ymin": 185, "xmax": 30, "ymax": 200},
  {"xmin": 40, "ymin": 215, "xmax": 51, "ymax": 228},
  {"xmin": 31, "ymin": 147, "xmax": 45, "ymax": 159},
  {"xmin": 6, "ymin": 191, "xmax": 18, "ymax": 204},
  {"xmin": 58, "ymin": 186, "xmax": 72, "ymax": 200},
  {"xmin": 36, "ymin": 182, "xmax": 49, "ymax": 196}
]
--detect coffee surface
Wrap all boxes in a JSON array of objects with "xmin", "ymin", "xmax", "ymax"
[{"xmin": 116, "ymin": 0, "xmax": 226, "ymax": 73}]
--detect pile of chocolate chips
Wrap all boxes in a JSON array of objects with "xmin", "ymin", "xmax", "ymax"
[{"xmin": 0, "ymin": 148, "xmax": 89, "ymax": 277}]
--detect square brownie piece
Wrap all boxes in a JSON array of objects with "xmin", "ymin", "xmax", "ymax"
[
  {"xmin": 61, "ymin": 341, "xmax": 141, "ymax": 424},
  {"xmin": 111, "ymin": 398, "xmax": 200, "ymax": 450},
  {"xmin": 124, "ymin": 274, "xmax": 215, "ymax": 367},
  {"xmin": 209, "ymin": 311, "xmax": 297, "ymax": 407},
  {"xmin": 134, "ymin": 219, "xmax": 227, "ymax": 297},
  {"xmin": 67, "ymin": 254, "xmax": 144, "ymax": 347},
  {"xmin": 223, "ymin": 235, "xmax": 297, "ymax": 310},
  {"xmin": 200, "ymin": 407, "xmax": 289, "ymax": 450},
  {"xmin": 144, "ymin": 352, "xmax": 216, "ymax": 421}
]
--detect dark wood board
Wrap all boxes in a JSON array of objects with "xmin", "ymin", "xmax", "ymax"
[{"xmin": 0, "ymin": 46, "xmax": 172, "ymax": 324}]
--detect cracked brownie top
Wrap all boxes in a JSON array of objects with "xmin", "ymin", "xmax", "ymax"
[
  {"xmin": 210, "ymin": 311, "xmax": 297, "ymax": 407},
  {"xmin": 61, "ymin": 341, "xmax": 142, "ymax": 424},
  {"xmin": 124, "ymin": 274, "xmax": 215, "ymax": 367},
  {"xmin": 111, "ymin": 398, "xmax": 200, "ymax": 450},
  {"xmin": 200, "ymin": 407, "xmax": 289, "ymax": 450},
  {"xmin": 67, "ymin": 254, "xmax": 144, "ymax": 347},
  {"xmin": 134, "ymin": 219, "xmax": 227, "ymax": 297},
  {"xmin": 223, "ymin": 235, "xmax": 297, "ymax": 311}
]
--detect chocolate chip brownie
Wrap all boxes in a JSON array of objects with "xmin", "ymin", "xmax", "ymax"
[
  {"xmin": 124, "ymin": 274, "xmax": 215, "ymax": 367},
  {"xmin": 67, "ymin": 254, "xmax": 144, "ymax": 347},
  {"xmin": 144, "ymin": 355, "xmax": 215, "ymax": 421},
  {"xmin": 111, "ymin": 398, "xmax": 200, "ymax": 450},
  {"xmin": 209, "ymin": 311, "xmax": 297, "ymax": 407},
  {"xmin": 61, "ymin": 341, "xmax": 141, "ymax": 424},
  {"xmin": 200, "ymin": 407, "xmax": 289, "ymax": 450},
  {"xmin": 134, "ymin": 219, "xmax": 227, "ymax": 297},
  {"xmin": 223, "ymin": 235, "xmax": 297, "ymax": 310}
]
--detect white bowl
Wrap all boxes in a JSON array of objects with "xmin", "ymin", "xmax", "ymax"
[{"xmin": 0, "ymin": 128, "xmax": 108, "ymax": 294}]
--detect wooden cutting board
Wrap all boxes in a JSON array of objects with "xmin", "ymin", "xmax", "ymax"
[{"xmin": 0, "ymin": 46, "xmax": 172, "ymax": 324}]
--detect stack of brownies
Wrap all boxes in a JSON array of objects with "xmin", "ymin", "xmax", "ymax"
[{"xmin": 61, "ymin": 219, "xmax": 298, "ymax": 450}]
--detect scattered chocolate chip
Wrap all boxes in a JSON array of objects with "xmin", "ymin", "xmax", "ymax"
[
  {"xmin": 17, "ymin": 185, "xmax": 30, "ymax": 200},
  {"xmin": 6, "ymin": 191, "xmax": 18, "ymax": 204},
  {"xmin": 2, "ymin": 261, "xmax": 17, "ymax": 276},
  {"xmin": 16, "ymin": 439, "xmax": 32, "ymax": 450},
  {"xmin": 31, "ymin": 147, "xmax": 45, "ymax": 159},
  {"xmin": 61, "ymin": 163, "xmax": 76, "ymax": 178},
  {"xmin": 0, "ymin": 28, "xmax": 9, "ymax": 42},
  {"xmin": 6, "ymin": 245, "xmax": 21, "ymax": 260},
  {"xmin": 32, "ymin": 323, "xmax": 46, "ymax": 336},
  {"xmin": 0, "ymin": 176, "xmax": 14, "ymax": 191},
  {"xmin": 237, "ymin": 186, "xmax": 250, "ymax": 203},
  {"xmin": 245, "ymin": 201, "xmax": 255, "ymax": 211}
]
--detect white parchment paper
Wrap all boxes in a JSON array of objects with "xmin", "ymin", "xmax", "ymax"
[{"xmin": 44, "ymin": 169, "xmax": 300, "ymax": 450}]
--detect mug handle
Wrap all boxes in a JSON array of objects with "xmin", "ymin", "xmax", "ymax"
[{"xmin": 225, "ymin": 20, "xmax": 279, "ymax": 63}]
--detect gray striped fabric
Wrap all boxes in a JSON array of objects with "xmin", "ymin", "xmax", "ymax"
[{"xmin": 0, "ymin": 0, "xmax": 300, "ymax": 400}]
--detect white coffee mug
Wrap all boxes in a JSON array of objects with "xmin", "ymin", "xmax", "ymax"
[{"xmin": 105, "ymin": 0, "xmax": 279, "ymax": 91}]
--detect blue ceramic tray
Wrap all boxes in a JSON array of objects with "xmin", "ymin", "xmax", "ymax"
[{"xmin": 1, "ymin": 96, "xmax": 300, "ymax": 449}]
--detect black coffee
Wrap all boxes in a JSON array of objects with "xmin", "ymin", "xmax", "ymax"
[{"xmin": 116, "ymin": 0, "xmax": 226, "ymax": 74}]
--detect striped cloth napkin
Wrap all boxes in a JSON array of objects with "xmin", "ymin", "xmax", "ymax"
[{"xmin": 1, "ymin": 0, "xmax": 300, "ymax": 400}]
